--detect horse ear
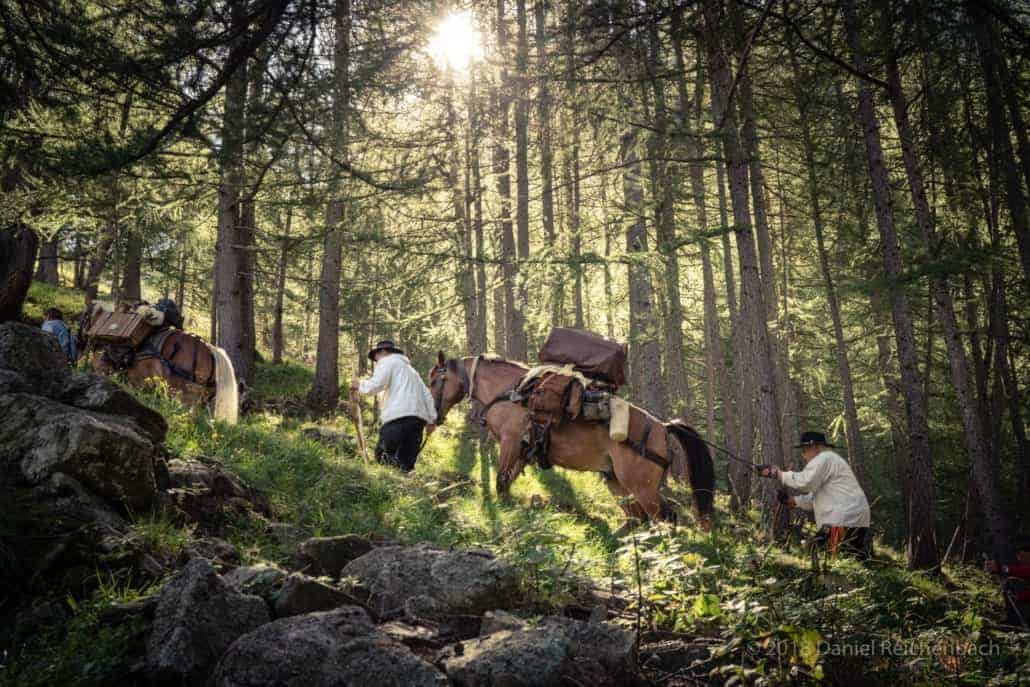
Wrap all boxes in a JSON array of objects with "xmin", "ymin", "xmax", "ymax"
[{"xmin": 437, "ymin": 350, "xmax": 445, "ymax": 366}]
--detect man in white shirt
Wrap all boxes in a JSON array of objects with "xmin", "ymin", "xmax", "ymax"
[
  {"xmin": 350, "ymin": 340, "xmax": 437, "ymax": 472},
  {"xmin": 760, "ymin": 431, "xmax": 871, "ymax": 559}
]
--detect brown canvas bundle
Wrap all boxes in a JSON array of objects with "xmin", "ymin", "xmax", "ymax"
[
  {"xmin": 86, "ymin": 310, "xmax": 156, "ymax": 348},
  {"xmin": 526, "ymin": 372, "xmax": 583, "ymax": 426},
  {"xmin": 538, "ymin": 327, "xmax": 627, "ymax": 387}
]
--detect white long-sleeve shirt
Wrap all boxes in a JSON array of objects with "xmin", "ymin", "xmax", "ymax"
[
  {"xmin": 357, "ymin": 354, "xmax": 437, "ymax": 426},
  {"xmin": 780, "ymin": 449, "xmax": 870, "ymax": 528}
]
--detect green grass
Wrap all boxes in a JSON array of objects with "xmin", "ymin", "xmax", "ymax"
[
  {"xmin": 4, "ymin": 360, "xmax": 1028, "ymax": 686},
  {"xmin": 22, "ymin": 282, "xmax": 87, "ymax": 324}
]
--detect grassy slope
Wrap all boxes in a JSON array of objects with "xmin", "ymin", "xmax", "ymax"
[{"xmin": 4, "ymin": 352, "xmax": 1028, "ymax": 685}]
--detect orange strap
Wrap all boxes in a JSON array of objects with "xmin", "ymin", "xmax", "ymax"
[{"xmin": 828, "ymin": 526, "xmax": 845, "ymax": 556}]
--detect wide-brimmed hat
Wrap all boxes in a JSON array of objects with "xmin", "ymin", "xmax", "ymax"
[
  {"xmin": 794, "ymin": 431, "xmax": 834, "ymax": 448},
  {"xmin": 367, "ymin": 339, "xmax": 404, "ymax": 361}
]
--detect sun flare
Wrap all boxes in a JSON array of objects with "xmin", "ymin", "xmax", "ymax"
[{"xmin": 428, "ymin": 10, "xmax": 484, "ymax": 72}]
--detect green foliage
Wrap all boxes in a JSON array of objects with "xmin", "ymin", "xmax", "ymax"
[{"xmin": 22, "ymin": 282, "xmax": 85, "ymax": 324}]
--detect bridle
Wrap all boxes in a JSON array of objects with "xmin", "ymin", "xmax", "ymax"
[{"xmin": 432, "ymin": 356, "xmax": 474, "ymax": 424}]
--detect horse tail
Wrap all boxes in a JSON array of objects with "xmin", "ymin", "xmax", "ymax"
[
  {"xmin": 666, "ymin": 422, "xmax": 715, "ymax": 520},
  {"xmin": 208, "ymin": 344, "xmax": 239, "ymax": 425}
]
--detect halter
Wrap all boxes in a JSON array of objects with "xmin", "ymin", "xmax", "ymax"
[{"xmin": 433, "ymin": 356, "xmax": 474, "ymax": 422}]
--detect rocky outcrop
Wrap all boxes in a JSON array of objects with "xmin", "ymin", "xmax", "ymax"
[
  {"xmin": 223, "ymin": 563, "xmax": 288, "ymax": 606},
  {"xmin": 0, "ymin": 323, "xmax": 166, "ymax": 510},
  {"xmin": 146, "ymin": 558, "xmax": 270, "ymax": 686},
  {"xmin": 212, "ymin": 606, "xmax": 448, "ymax": 687},
  {"xmin": 296, "ymin": 534, "xmax": 374, "ymax": 577},
  {"xmin": 342, "ymin": 544, "xmax": 519, "ymax": 618}
]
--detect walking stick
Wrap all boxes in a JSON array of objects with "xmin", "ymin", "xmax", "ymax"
[{"xmin": 351, "ymin": 387, "xmax": 370, "ymax": 465}]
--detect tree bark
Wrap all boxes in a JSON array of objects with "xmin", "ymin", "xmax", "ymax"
[
  {"xmin": 0, "ymin": 225, "xmax": 38, "ymax": 323},
  {"xmin": 843, "ymin": 0, "xmax": 938, "ymax": 568},
  {"xmin": 120, "ymin": 231, "xmax": 142, "ymax": 302},
  {"xmin": 646, "ymin": 5, "xmax": 687, "ymax": 418},
  {"xmin": 215, "ymin": 0, "xmax": 251, "ymax": 386},
  {"xmin": 493, "ymin": 1, "xmax": 520, "ymax": 359},
  {"xmin": 469, "ymin": 77, "xmax": 489, "ymax": 354},
  {"xmin": 511, "ymin": 0, "xmax": 530, "ymax": 359},
  {"xmin": 535, "ymin": 0, "xmax": 558, "ymax": 330},
  {"xmin": 35, "ymin": 233, "xmax": 60, "ymax": 285},
  {"xmin": 969, "ymin": 2, "xmax": 1030, "ymax": 287},
  {"xmin": 309, "ymin": 0, "xmax": 350, "ymax": 410},
  {"xmin": 272, "ymin": 204, "xmax": 291, "ymax": 365},
  {"xmin": 703, "ymin": 0, "xmax": 784, "ymax": 520}
]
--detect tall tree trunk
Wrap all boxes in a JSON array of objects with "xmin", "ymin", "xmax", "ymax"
[
  {"xmin": 272, "ymin": 205, "xmax": 291, "ymax": 365},
  {"xmin": 703, "ymin": 0, "xmax": 784, "ymax": 521},
  {"xmin": 621, "ymin": 125, "xmax": 666, "ymax": 415},
  {"xmin": 449, "ymin": 79, "xmax": 475, "ymax": 355},
  {"xmin": 969, "ymin": 2, "xmax": 1030, "ymax": 288},
  {"xmin": 883, "ymin": 12, "xmax": 1010, "ymax": 562},
  {"xmin": 215, "ymin": 0, "xmax": 251, "ymax": 386},
  {"xmin": 470, "ymin": 76, "xmax": 489, "ymax": 354},
  {"xmin": 0, "ymin": 225, "xmax": 38, "ymax": 323},
  {"xmin": 843, "ymin": 0, "xmax": 938, "ymax": 569},
  {"xmin": 675, "ymin": 23, "xmax": 741, "ymax": 494},
  {"xmin": 493, "ymin": 2, "xmax": 519, "ymax": 359},
  {"xmin": 309, "ymin": 0, "xmax": 350, "ymax": 410},
  {"xmin": 120, "ymin": 231, "xmax": 142, "ymax": 302},
  {"xmin": 535, "ymin": 0, "xmax": 558, "ymax": 330},
  {"xmin": 564, "ymin": 4, "xmax": 583, "ymax": 330},
  {"xmin": 789, "ymin": 44, "xmax": 866, "ymax": 481},
  {"xmin": 35, "ymin": 233, "xmax": 59, "ymax": 285},
  {"xmin": 646, "ymin": 5, "xmax": 687, "ymax": 418},
  {"xmin": 511, "ymin": 0, "xmax": 530, "ymax": 359}
]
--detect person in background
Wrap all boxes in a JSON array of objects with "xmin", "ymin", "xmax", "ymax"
[
  {"xmin": 350, "ymin": 340, "xmax": 437, "ymax": 472},
  {"xmin": 985, "ymin": 552, "xmax": 1030, "ymax": 627},
  {"xmin": 760, "ymin": 431, "xmax": 871, "ymax": 559},
  {"xmin": 42, "ymin": 307, "xmax": 77, "ymax": 364}
]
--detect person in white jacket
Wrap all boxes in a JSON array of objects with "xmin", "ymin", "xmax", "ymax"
[
  {"xmin": 760, "ymin": 431, "xmax": 871, "ymax": 559},
  {"xmin": 350, "ymin": 340, "xmax": 437, "ymax": 472}
]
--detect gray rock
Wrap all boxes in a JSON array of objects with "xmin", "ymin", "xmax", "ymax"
[
  {"xmin": 146, "ymin": 558, "xmax": 270, "ymax": 686},
  {"xmin": 480, "ymin": 610, "xmax": 527, "ymax": 636},
  {"xmin": 223, "ymin": 563, "xmax": 288, "ymax": 604},
  {"xmin": 212, "ymin": 606, "xmax": 448, "ymax": 687},
  {"xmin": 0, "ymin": 322, "xmax": 66, "ymax": 373},
  {"xmin": 439, "ymin": 627, "xmax": 572, "ymax": 687},
  {"xmin": 182, "ymin": 536, "xmax": 240, "ymax": 568},
  {"xmin": 1, "ymin": 393, "xmax": 159, "ymax": 509},
  {"xmin": 274, "ymin": 573, "xmax": 356, "ymax": 618},
  {"xmin": 539, "ymin": 616, "xmax": 636, "ymax": 674},
  {"xmin": 342, "ymin": 544, "xmax": 518, "ymax": 617},
  {"xmin": 296, "ymin": 534, "xmax": 374, "ymax": 578}
]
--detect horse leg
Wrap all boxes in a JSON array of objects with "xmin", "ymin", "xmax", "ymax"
[
  {"xmin": 604, "ymin": 470, "xmax": 648, "ymax": 536},
  {"xmin": 495, "ymin": 434, "xmax": 526, "ymax": 497},
  {"xmin": 609, "ymin": 441, "xmax": 674, "ymax": 525}
]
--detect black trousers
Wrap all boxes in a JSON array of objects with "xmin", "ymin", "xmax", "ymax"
[
  {"xmin": 375, "ymin": 416, "xmax": 427, "ymax": 472},
  {"xmin": 813, "ymin": 526, "xmax": 871, "ymax": 560}
]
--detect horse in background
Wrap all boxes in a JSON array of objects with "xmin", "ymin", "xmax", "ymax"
[
  {"xmin": 429, "ymin": 353, "xmax": 715, "ymax": 530},
  {"xmin": 79, "ymin": 299, "xmax": 238, "ymax": 424}
]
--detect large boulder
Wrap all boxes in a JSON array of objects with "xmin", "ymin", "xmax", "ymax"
[
  {"xmin": 163, "ymin": 457, "xmax": 273, "ymax": 534},
  {"xmin": 296, "ymin": 534, "xmax": 374, "ymax": 578},
  {"xmin": 342, "ymin": 544, "xmax": 518, "ymax": 617},
  {"xmin": 439, "ymin": 626, "xmax": 572, "ymax": 687},
  {"xmin": 146, "ymin": 558, "xmax": 270, "ymax": 686},
  {"xmin": 0, "ymin": 321, "xmax": 64, "ymax": 372},
  {"xmin": 0, "ymin": 393, "xmax": 160, "ymax": 509},
  {"xmin": 212, "ymin": 606, "xmax": 448, "ymax": 687}
]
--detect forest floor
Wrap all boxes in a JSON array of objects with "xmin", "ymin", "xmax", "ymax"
[{"xmin": 6, "ymin": 283, "xmax": 1030, "ymax": 686}]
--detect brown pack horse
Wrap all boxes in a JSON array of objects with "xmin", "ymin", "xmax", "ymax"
[
  {"xmin": 79, "ymin": 302, "xmax": 238, "ymax": 424},
  {"xmin": 429, "ymin": 353, "xmax": 715, "ymax": 529}
]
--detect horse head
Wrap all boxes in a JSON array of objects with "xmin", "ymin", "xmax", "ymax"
[{"xmin": 428, "ymin": 351, "xmax": 468, "ymax": 426}]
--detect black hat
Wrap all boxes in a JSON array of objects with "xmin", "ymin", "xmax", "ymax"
[
  {"xmin": 367, "ymin": 339, "xmax": 404, "ymax": 361},
  {"xmin": 795, "ymin": 431, "xmax": 834, "ymax": 449}
]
